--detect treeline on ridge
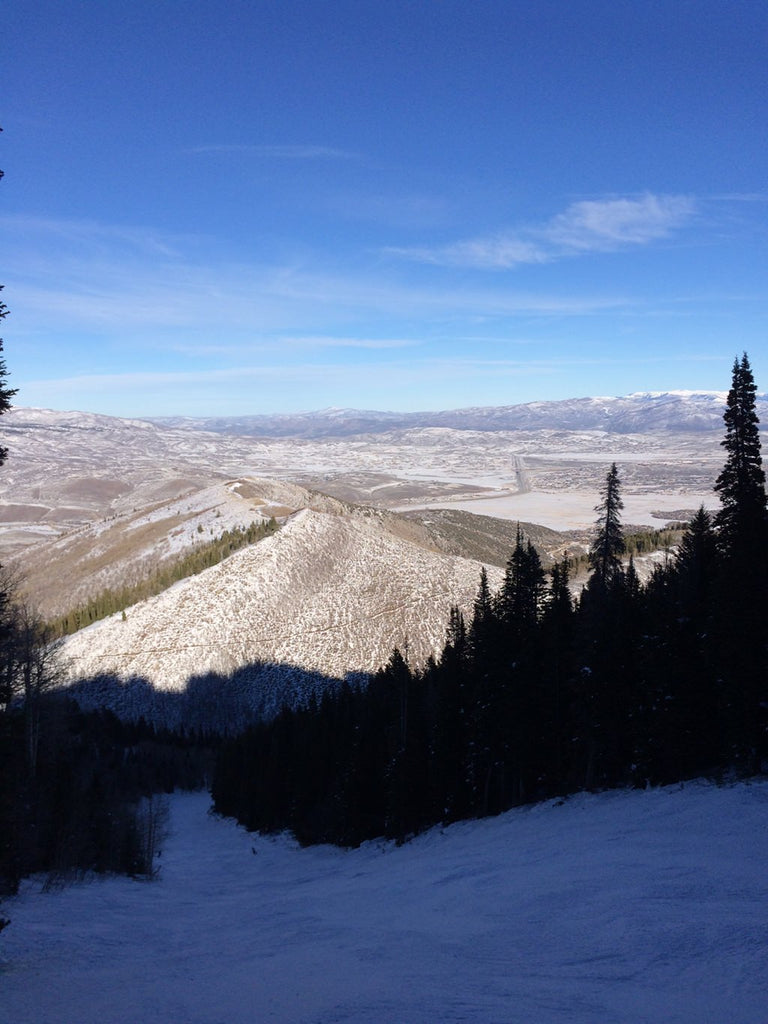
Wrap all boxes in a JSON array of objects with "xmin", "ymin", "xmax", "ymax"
[{"xmin": 49, "ymin": 517, "xmax": 278, "ymax": 637}]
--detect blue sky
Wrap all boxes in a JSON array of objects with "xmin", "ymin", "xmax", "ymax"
[{"xmin": 2, "ymin": 0, "xmax": 767, "ymax": 416}]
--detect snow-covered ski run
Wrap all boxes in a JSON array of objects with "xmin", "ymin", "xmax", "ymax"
[{"xmin": 2, "ymin": 779, "xmax": 767, "ymax": 1024}]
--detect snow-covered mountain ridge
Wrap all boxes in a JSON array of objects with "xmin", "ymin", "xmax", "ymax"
[
  {"xmin": 148, "ymin": 389, "xmax": 758, "ymax": 437},
  {"xmin": 9, "ymin": 469, "xmax": 554, "ymax": 727},
  {"xmin": 60, "ymin": 505, "xmax": 503, "ymax": 708}
]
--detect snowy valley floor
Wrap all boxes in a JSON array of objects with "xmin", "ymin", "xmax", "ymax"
[{"xmin": 1, "ymin": 781, "xmax": 767, "ymax": 1024}]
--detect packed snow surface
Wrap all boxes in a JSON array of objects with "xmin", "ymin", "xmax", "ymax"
[{"xmin": 2, "ymin": 780, "xmax": 767, "ymax": 1024}]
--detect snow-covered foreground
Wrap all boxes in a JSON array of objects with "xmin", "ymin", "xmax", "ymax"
[{"xmin": 2, "ymin": 782, "xmax": 767, "ymax": 1024}]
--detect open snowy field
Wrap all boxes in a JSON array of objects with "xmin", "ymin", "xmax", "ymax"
[
  {"xmin": 2, "ymin": 781, "xmax": 766, "ymax": 1024},
  {"xmin": 395, "ymin": 488, "xmax": 716, "ymax": 531}
]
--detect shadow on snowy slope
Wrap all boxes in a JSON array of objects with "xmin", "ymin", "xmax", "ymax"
[{"xmin": 66, "ymin": 661, "xmax": 369, "ymax": 735}]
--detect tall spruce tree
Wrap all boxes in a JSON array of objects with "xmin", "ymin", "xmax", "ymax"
[
  {"xmin": 674, "ymin": 505, "xmax": 718, "ymax": 620},
  {"xmin": 714, "ymin": 353, "xmax": 767, "ymax": 557},
  {"xmin": 588, "ymin": 463, "xmax": 625, "ymax": 588},
  {"xmin": 468, "ymin": 567, "xmax": 497, "ymax": 664},
  {"xmin": 497, "ymin": 526, "xmax": 546, "ymax": 632},
  {"xmin": 577, "ymin": 464, "xmax": 635, "ymax": 787},
  {"xmin": 712, "ymin": 354, "xmax": 768, "ymax": 768}
]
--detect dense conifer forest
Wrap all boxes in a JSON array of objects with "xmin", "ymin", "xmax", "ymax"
[{"xmin": 212, "ymin": 355, "xmax": 768, "ymax": 847}]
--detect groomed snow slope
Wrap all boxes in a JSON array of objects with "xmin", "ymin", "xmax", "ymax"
[
  {"xmin": 61, "ymin": 508, "xmax": 501, "ymax": 688},
  {"xmin": 2, "ymin": 781, "xmax": 766, "ymax": 1024}
]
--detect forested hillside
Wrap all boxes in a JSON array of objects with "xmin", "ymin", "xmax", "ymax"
[{"xmin": 213, "ymin": 355, "xmax": 768, "ymax": 846}]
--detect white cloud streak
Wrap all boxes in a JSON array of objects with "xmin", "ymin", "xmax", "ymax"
[
  {"xmin": 543, "ymin": 195, "xmax": 694, "ymax": 250},
  {"xmin": 387, "ymin": 194, "xmax": 696, "ymax": 269},
  {"xmin": 0, "ymin": 214, "xmax": 187, "ymax": 258},
  {"xmin": 13, "ymin": 359, "xmax": 581, "ymax": 400},
  {"xmin": 275, "ymin": 335, "xmax": 418, "ymax": 350}
]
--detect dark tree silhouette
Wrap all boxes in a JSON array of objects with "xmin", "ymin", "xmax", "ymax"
[
  {"xmin": 674, "ymin": 505, "xmax": 718, "ymax": 620},
  {"xmin": 712, "ymin": 354, "xmax": 768, "ymax": 767},
  {"xmin": 588, "ymin": 463, "xmax": 625, "ymax": 589},
  {"xmin": 714, "ymin": 353, "xmax": 767, "ymax": 558},
  {"xmin": 497, "ymin": 526, "xmax": 546, "ymax": 634}
]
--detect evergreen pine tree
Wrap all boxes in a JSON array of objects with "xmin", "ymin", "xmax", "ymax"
[
  {"xmin": 712, "ymin": 354, "xmax": 768, "ymax": 768},
  {"xmin": 523, "ymin": 540, "xmax": 546, "ymax": 624},
  {"xmin": 429, "ymin": 609, "xmax": 472, "ymax": 822},
  {"xmin": 468, "ymin": 567, "xmax": 495, "ymax": 660},
  {"xmin": 674, "ymin": 505, "xmax": 718, "ymax": 620},
  {"xmin": 588, "ymin": 463, "xmax": 625, "ymax": 589},
  {"xmin": 546, "ymin": 556, "xmax": 572, "ymax": 623},
  {"xmin": 538, "ymin": 555, "xmax": 575, "ymax": 789},
  {"xmin": 497, "ymin": 527, "xmax": 546, "ymax": 633},
  {"xmin": 651, "ymin": 506, "xmax": 722, "ymax": 779},
  {"xmin": 714, "ymin": 353, "xmax": 768, "ymax": 558},
  {"xmin": 467, "ymin": 567, "xmax": 501, "ymax": 720},
  {"xmin": 577, "ymin": 465, "xmax": 640, "ymax": 788}
]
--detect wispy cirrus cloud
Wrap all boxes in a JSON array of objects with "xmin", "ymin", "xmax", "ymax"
[
  {"xmin": 18, "ymin": 359, "xmax": 547, "ymax": 395},
  {"xmin": 386, "ymin": 194, "xmax": 696, "ymax": 269},
  {"xmin": 275, "ymin": 335, "xmax": 417, "ymax": 349},
  {"xmin": 187, "ymin": 143, "xmax": 359, "ymax": 160},
  {"xmin": 169, "ymin": 336, "xmax": 420, "ymax": 357},
  {"xmin": 6, "ymin": 221, "xmax": 632, "ymax": 341},
  {"xmin": 24, "ymin": 351, "xmax": 721, "ymax": 406},
  {"xmin": 0, "ymin": 214, "xmax": 189, "ymax": 259},
  {"xmin": 543, "ymin": 194, "xmax": 694, "ymax": 250},
  {"xmin": 394, "ymin": 236, "xmax": 546, "ymax": 269}
]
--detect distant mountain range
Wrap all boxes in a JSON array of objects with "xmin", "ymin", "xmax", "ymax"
[{"xmin": 147, "ymin": 391, "xmax": 764, "ymax": 438}]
